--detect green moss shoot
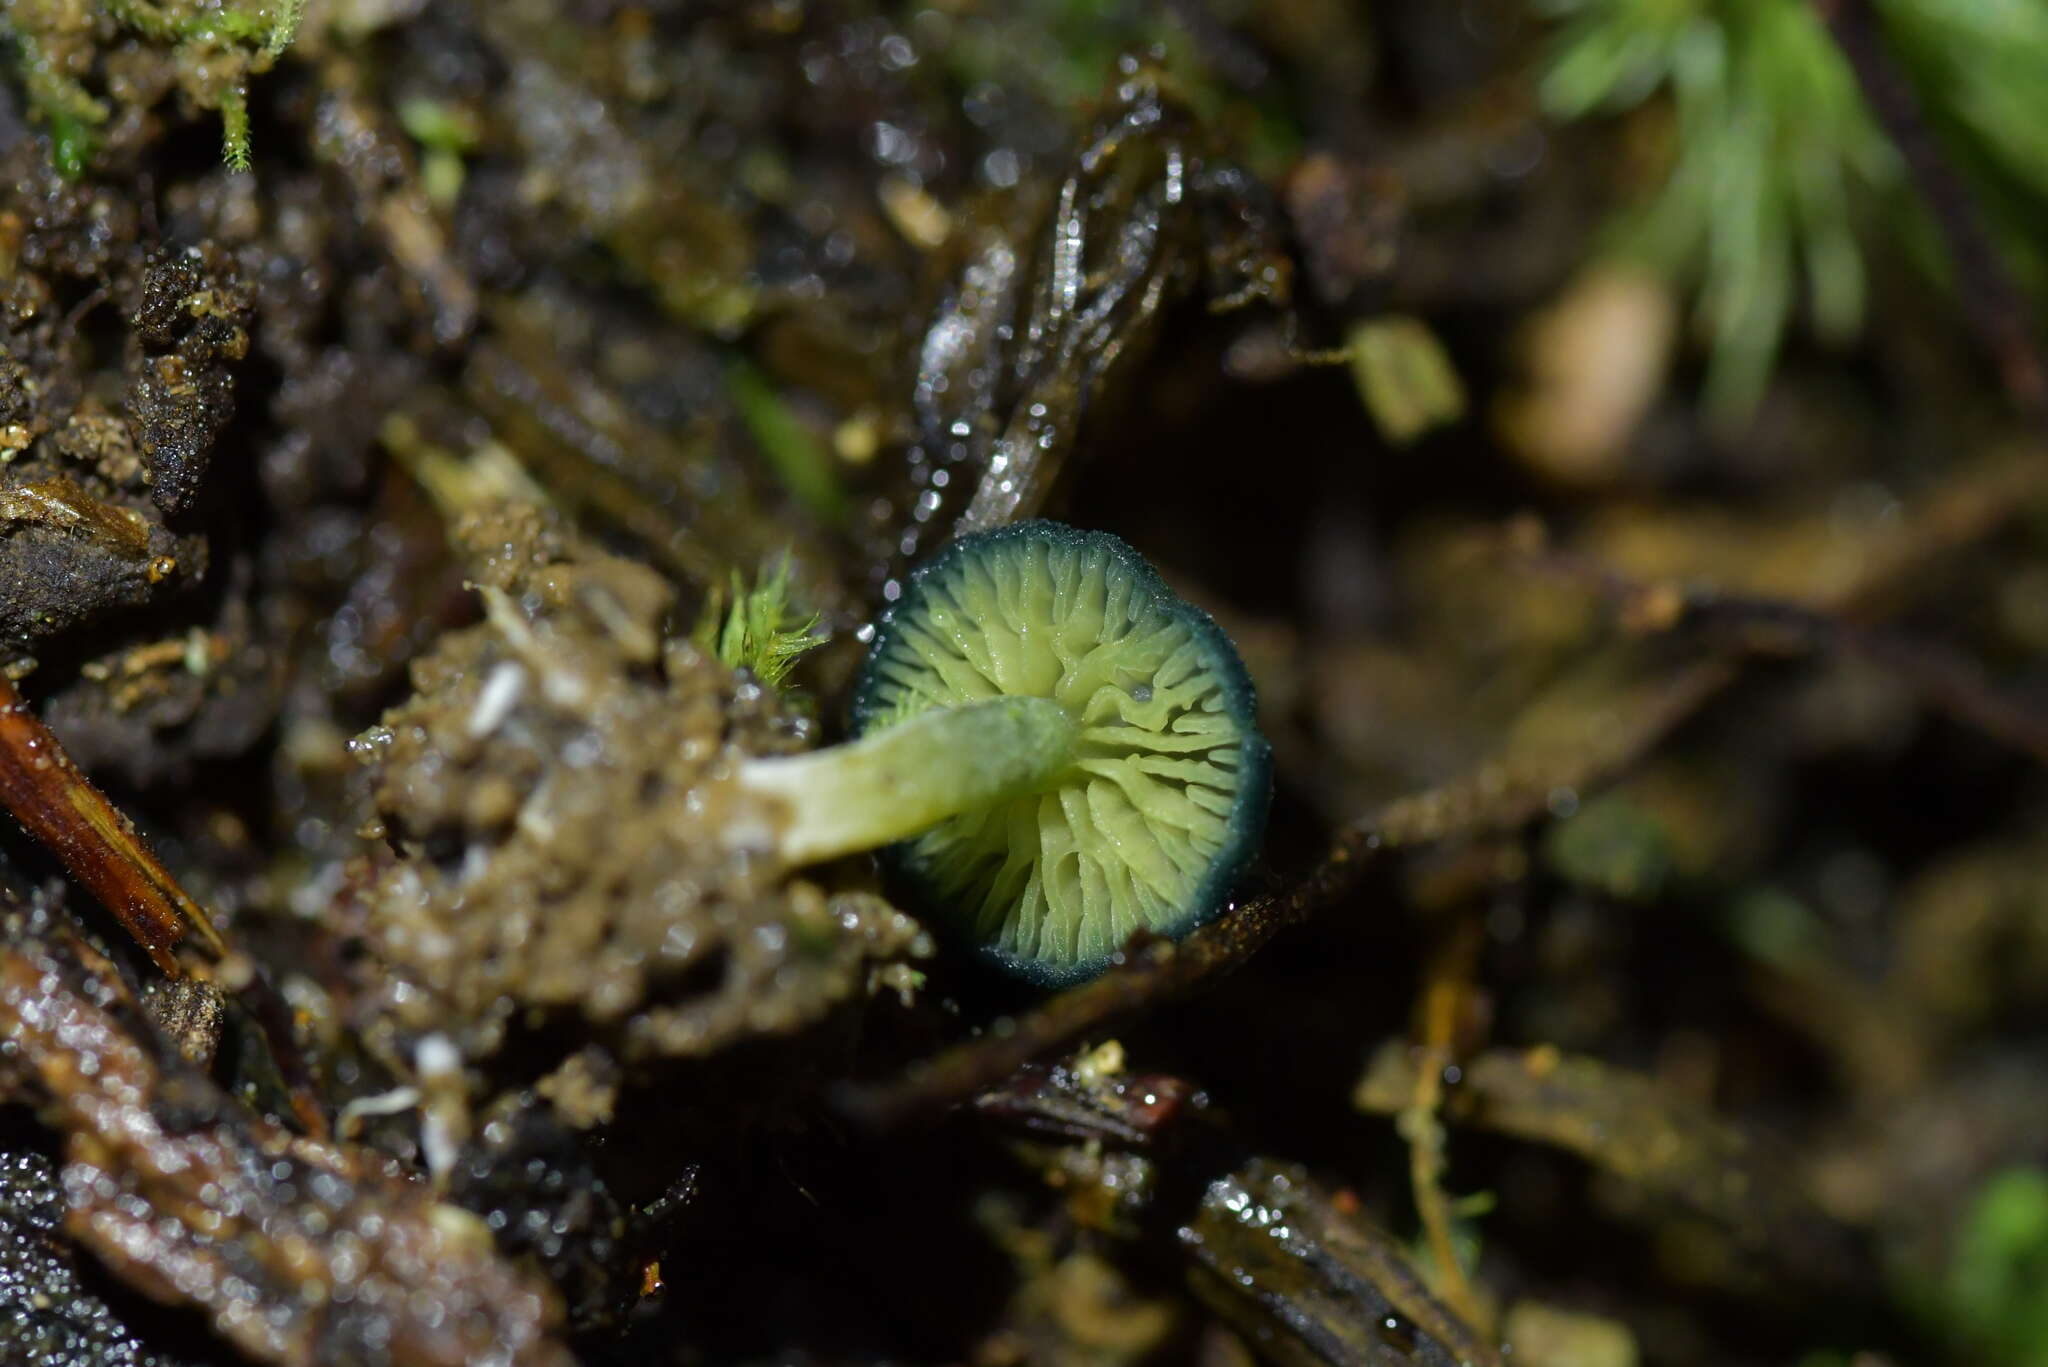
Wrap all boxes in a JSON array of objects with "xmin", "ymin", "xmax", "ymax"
[{"xmin": 691, "ymin": 561, "xmax": 826, "ymax": 689}]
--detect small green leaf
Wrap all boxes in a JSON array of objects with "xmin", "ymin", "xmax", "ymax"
[{"xmin": 1347, "ymin": 315, "xmax": 1467, "ymax": 445}]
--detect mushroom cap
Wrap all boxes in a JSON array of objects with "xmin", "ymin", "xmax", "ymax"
[{"xmin": 851, "ymin": 520, "xmax": 1271, "ymax": 985}]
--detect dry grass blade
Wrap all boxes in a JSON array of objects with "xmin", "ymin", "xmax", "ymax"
[
  {"xmin": 1401, "ymin": 914, "xmax": 1487, "ymax": 1331},
  {"xmin": 1356, "ymin": 1043, "xmax": 1874, "ymax": 1295}
]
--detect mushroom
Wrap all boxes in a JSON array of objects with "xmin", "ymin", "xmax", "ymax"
[{"xmin": 736, "ymin": 520, "xmax": 1271, "ymax": 984}]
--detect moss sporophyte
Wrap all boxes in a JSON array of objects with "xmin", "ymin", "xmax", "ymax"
[{"xmin": 734, "ymin": 521, "xmax": 1271, "ymax": 986}]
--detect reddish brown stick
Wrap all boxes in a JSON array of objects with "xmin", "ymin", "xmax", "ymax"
[{"xmin": 0, "ymin": 673, "xmax": 224, "ymax": 974}]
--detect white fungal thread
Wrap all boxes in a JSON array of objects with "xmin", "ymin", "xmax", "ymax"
[
  {"xmin": 466, "ymin": 661, "xmax": 526, "ymax": 739},
  {"xmin": 414, "ymin": 1034, "xmax": 469, "ymax": 1182},
  {"xmin": 337, "ymin": 1086, "xmax": 422, "ymax": 1139}
]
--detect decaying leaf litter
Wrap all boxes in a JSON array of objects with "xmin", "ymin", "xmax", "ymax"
[{"xmin": 0, "ymin": 2, "xmax": 2044, "ymax": 1365}]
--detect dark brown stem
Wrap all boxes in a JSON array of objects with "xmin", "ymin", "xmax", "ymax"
[
  {"xmin": 1812, "ymin": 0, "xmax": 2048, "ymax": 427},
  {"xmin": 1522, "ymin": 546, "xmax": 2048, "ymax": 767},
  {"xmin": 831, "ymin": 828, "xmax": 1382, "ymax": 1131},
  {"xmin": 833, "ymin": 650, "xmax": 1730, "ymax": 1131}
]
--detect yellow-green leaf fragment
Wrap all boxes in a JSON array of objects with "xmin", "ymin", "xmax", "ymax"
[{"xmin": 1348, "ymin": 315, "xmax": 1467, "ymax": 446}]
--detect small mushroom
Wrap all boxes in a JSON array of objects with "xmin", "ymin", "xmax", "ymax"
[{"xmin": 736, "ymin": 520, "xmax": 1271, "ymax": 984}]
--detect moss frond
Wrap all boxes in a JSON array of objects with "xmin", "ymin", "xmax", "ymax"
[
  {"xmin": 266, "ymin": 0, "xmax": 306, "ymax": 56},
  {"xmin": 3, "ymin": 0, "xmax": 306, "ymax": 175},
  {"xmin": 691, "ymin": 561, "xmax": 826, "ymax": 689},
  {"xmin": 219, "ymin": 85, "xmax": 251, "ymax": 173},
  {"xmin": 1538, "ymin": 0, "xmax": 1894, "ymax": 417},
  {"xmin": 1538, "ymin": 0, "xmax": 2048, "ymax": 418}
]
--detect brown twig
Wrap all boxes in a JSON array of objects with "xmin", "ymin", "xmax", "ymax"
[
  {"xmin": 1356, "ymin": 1043, "xmax": 1874, "ymax": 1294},
  {"xmin": 832, "ymin": 654, "xmax": 1728, "ymax": 1131},
  {"xmin": 0, "ymin": 672, "xmax": 224, "ymax": 974},
  {"xmin": 1519, "ymin": 545, "xmax": 2048, "ymax": 768},
  {"xmin": 838, "ymin": 450, "xmax": 2047, "ymax": 1132},
  {"xmin": 1812, "ymin": 0, "xmax": 2048, "ymax": 429},
  {"xmin": 1729, "ymin": 606, "xmax": 2048, "ymax": 766},
  {"xmin": 831, "ymin": 827, "xmax": 1381, "ymax": 1131}
]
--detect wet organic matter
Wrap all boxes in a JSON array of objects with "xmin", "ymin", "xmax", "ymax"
[{"xmin": 0, "ymin": 4, "xmax": 2043, "ymax": 1366}]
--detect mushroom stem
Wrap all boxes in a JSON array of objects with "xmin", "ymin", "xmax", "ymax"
[{"xmin": 737, "ymin": 696, "xmax": 1078, "ymax": 864}]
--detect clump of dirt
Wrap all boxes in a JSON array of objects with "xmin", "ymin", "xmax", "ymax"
[
  {"xmin": 0, "ymin": 148, "xmax": 221, "ymax": 657},
  {"xmin": 0, "ymin": 898, "xmax": 572, "ymax": 1367},
  {"xmin": 0, "ymin": 143, "xmax": 296, "ymax": 794},
  {"xmin": 124, "ymin": 242, "xmax": 252, "ymax": 516},
  {"xmin": 1, "ymin": 4, "xmax": 2043, "ymax": 1364},
  {"xmin": 347, "ymin": 502, "xmax": 928, "ymax": 1095}
]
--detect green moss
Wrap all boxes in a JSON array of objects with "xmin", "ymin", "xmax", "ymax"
[
  {"xmin": 690, "ymin": 560, "xmax": 826, "ymax": 690},
  {"xmin": 2, "ymin": 0, "xmax": 305, "ymax": 174},
  {"xmin": 1724, "ymin": 885, "xmax": 1824, "ymax": 967},
  {"xmin": 1536, "ymin": 0, "xmax": 2048, "ymax": 416},
  {"xmin": 218, "ymin": 84, "xmax": 251, "ymax": 172},
  {"xmin": 398, "ymin": 96, "xmax": 480, "ymax": 205},
  {"xmin": 46, "ymin": 105, "xmax": 95, "ymax": 179},
  {"xmin": 1537, "ymin": 0, "xmax": 1894, "ymax": 417},
  {"xmin": 1348, "ymin": 315, "xmax": 1468, "ymax": 446}
]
